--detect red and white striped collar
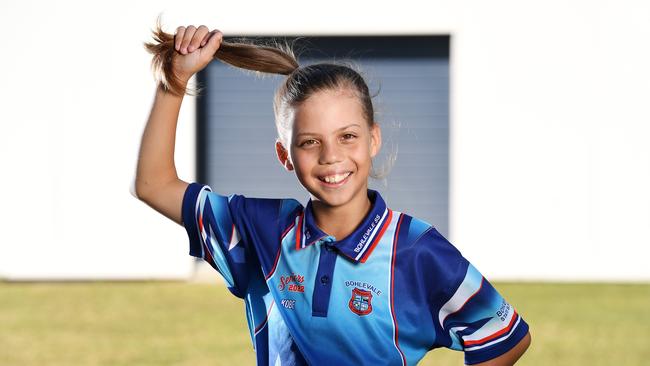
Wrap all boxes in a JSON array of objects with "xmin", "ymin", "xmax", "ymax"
[{"xmin": 295, "ymin": 189, "xmax": 393, "ymax": 263}]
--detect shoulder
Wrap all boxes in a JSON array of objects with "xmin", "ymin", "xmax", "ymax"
[
  {"xmin": 393, "ymin": 213, "xmax": 468, "ymax": 294},
  {"xmin": 393, "ymin": 213, "xmax": 436, "ymax": 249},
  {"xmin": 214, "ymin": 190, "xmax": 303, "ymax": 220},
  {"xmin": 238, "ymin": 195, "xmax": 303, "ymax": 224},
  {"xmin": 394, "ymin": 213, "xmax": 458, "ymax": 257},
  {"xmin": 185, "ymin": 183, "xmax": 304, "ymax": 230}
]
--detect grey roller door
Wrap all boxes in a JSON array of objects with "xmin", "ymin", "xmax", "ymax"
[{"xmin": 196, "ymin": 36, "xmax": 450, "ymax": 236}]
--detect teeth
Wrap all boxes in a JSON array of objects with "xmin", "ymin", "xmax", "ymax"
[{"xmin": 322, "ymin": 172, "xmax": 350, "ymax": 184}]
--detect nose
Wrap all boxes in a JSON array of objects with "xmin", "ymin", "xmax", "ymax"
[{"xmin": 318, "ymin": 139, "xmax": 343, "ymax": 165}]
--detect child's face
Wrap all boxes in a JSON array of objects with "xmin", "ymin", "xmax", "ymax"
[{"xmin": 276, "ymin": 88, "xmax": 381, "ymax": 208}]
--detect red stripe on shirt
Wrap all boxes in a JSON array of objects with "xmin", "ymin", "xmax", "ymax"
[
  {"xmin": 295, "ymin": 211, "xmax": 304, "ymax": 250},
  {"xmin": 229, "ymin": 223, "xmax": 236, "ymax": 245},
  {"xmin": 390, "ymin": 213, "xmax": 407, "ymax": 365},
  {"xmin": 463, "ymin": 310, "xmax": 519, "ymax": 347}
]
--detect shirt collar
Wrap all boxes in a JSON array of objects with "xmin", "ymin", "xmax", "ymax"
[{"xmin": 295, "ymin": 189, "xmax": 393, "ymax": 263}]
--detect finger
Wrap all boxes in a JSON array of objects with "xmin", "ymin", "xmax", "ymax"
[
  {"xmin": 203, "ymin": 29, "xmax": 224, "ymax": 54},
  {"xmin": 200, "ymin": 29, "xmax": 213, "ymax": 47},
  {"xmin": 180, "ymin": 25, "xmax": 197, "ymax": 54},
  {"xmin": 201, "ymin": 29, "xmax": 218, "ymax": 47},
  {"xmin": 174, "ymin": 26, "xmax": 186, "ymax": 51},
  {"xmin": 188, "ymin": 25, "xmax": 209, "ymax": 53}
]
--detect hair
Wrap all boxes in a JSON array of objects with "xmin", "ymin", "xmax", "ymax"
[{"xmin": 143, "ymin": 14, "xmax": 396, "ymax": 180}]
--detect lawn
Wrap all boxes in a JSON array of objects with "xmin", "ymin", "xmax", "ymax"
[{"xmin": 1, "ymin": 281, "xmax": 648, "ymax": 365}]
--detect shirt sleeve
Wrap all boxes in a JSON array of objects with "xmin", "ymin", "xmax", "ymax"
[
  {"xmin": 181, "ymin": 182, "xmax": 265, "ymax": 299},
  {"xmin": 424, "ymin": 228, "xmax": 530, "ymax": 365}
]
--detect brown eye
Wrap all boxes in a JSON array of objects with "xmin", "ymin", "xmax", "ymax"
[
  {"xmin": 301, "ymin": 139, "xmax": 317, "ymax": 147},
  {"xmin": 342, "ymin": 133, "xmax": 357, "ymax": 140}
]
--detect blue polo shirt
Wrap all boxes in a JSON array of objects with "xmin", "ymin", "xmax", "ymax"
[{"xmin": 182, "ymin": 182, "xmax": 529, "ymax": 365}]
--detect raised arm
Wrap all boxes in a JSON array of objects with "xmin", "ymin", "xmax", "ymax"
[
  {"xmin": 134, "ymin": 82, "xmax": 190, "ymax": 226},
  {"xmin": 134, "ymin": 23, "xmax": 223, "ymax": 225}
]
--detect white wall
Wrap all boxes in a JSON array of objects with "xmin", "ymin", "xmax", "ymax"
[
  {"xmin": 449, "ymin": 0, "xmax": 650, "ymax": 281},
  {"xmin": 1, "ymin": 0, "xmax": 648, "ymax": 281}
]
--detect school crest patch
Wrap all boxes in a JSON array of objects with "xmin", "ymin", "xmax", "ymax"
[{"xmin": 348, "ymin": 287, "xmax": 373, "ymax": 316}]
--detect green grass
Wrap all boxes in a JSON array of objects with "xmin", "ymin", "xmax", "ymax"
[{"xmin": 1, "ymin": 281, "xmax": 648, "ymax": 365}]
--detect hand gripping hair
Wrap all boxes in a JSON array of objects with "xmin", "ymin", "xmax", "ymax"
[{"xmin": 143, "ymin": 13, "xmax": 300, "ymax": 97}]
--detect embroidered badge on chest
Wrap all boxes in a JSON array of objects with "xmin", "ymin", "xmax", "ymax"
[
  {"xmin": 278, "ymin": 273, "xmax": 305, "ymax": 293},
  {"xmin": 348, "ymin": 288, "xmax": 373, "ymax": 316}
]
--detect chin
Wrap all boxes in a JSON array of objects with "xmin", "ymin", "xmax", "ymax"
[
  {"xmin": 314, "ymin": 191, "xmax": 352, "ymax": 208},
  {"xmin": 308, "ymin": 175, "xmax": 364, "ymax": 208}
]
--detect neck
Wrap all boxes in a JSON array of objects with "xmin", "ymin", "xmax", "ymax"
[{"xmin": 311, "ymin": 188, "xmax": 372, "ymax": 241}]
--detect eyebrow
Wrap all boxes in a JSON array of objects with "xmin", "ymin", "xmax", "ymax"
[{"xmin": 295, "ymin": 123, "xmax": 362, "ymax": 138}]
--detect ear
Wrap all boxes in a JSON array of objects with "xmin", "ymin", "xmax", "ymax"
[
  {"xmin": 275, "ymin": 140, "xmax": 294, "ymax": 171},
  {"xmin": 369, "ymin": 122, "xmax": 382, "ymax": 158}
]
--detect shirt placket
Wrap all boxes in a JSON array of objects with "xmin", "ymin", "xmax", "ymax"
[{"xmin": 311, "ymin": 236, "xmax": 337, "ymax": 317}]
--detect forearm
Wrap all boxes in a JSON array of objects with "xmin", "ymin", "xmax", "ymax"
[{"xmin": 135, "ymin": 80, "xmax": 189, "ymax": 198}]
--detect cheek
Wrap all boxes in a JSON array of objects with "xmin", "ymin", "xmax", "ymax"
[
  {"xmin": 290, "ymin": 150, "xmax": 313, "ymax": 173},
  {"xmin": 350, "ymin": 147, "xmax": 372, "ymax": 169}
]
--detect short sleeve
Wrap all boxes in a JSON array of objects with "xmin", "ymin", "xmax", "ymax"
[
  {"xmin": 425, "ymin": 228, "xmax": 530, "ymax": 365},
  {"xmin": 181, "ymin": 182, "xmax": 265, "ymax": 298}
]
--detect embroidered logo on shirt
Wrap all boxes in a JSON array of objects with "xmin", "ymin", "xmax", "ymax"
[
  {"xmin": 348, "ymin": 288, "xmax": 373, "ymax": 316},
  {"xmin": 281, "ymin": 299, "xmax": 296, "ymax": 309},
  {"xmin": 344, "ymin": 280, "xmax": 382, "ymax": 296},
  {"xmin": 497, "ymin": 299, "xmax": 512, "ymax": 321},
  {"xmin": 278, "ymin": 273, "xmax": 305, "ymax": 293},
  {"xmin": 354, "ymin": 214, "xmax": 382, "ymax": 253}
]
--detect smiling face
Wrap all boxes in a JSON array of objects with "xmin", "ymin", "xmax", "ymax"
[{"xmin": 275, "ymin": 88, "xmax": 381, "ymax": 209}]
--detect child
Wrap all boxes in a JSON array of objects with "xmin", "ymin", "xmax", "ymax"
[{"xmin": 136, "ymin": 19, "xmax": 531, "ymax": 366}]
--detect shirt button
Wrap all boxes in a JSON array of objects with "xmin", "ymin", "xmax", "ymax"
[{"xmin": 320, "ymin": 275, "xmax": 329, "ymax": 284}]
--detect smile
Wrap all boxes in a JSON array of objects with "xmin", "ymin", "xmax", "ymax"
[{"xmin": 317, "ymin": 172, "xmax": 352, "ymax": 186}]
